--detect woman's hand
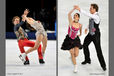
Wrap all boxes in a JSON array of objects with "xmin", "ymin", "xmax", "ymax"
[{"xmin": 74, "ymin": 5, "xmax": 80, "ymax": 11}]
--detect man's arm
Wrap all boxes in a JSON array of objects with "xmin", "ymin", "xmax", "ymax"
[
  {"xmin": 16, "ymin": 21, "xmax": 24, "ymax": 27},
  {"xmin": 14, "ymin": 21, "xmax": 25, "ymax": 32},
  {"xmin": 74, "ymin": 5, "xmax": 100, "ymax": 24},
  {"xmin": 80, "ymin": 9, "xmax": 99, "ymax": 22}
]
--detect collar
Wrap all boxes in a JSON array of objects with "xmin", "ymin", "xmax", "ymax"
[{"xmin": 93, "ymin": 12, "xmax": 98, "ymax": 15}]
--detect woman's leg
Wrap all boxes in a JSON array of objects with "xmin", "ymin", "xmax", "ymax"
[
  {"xmin": 25, "ymin": 34, "xmax": 43, "ymax": 54},
  {"xmin": 74, "ymin": 47, "xmax": 79, "ymax": 72},
  {"xmin": 70, "ymin": 47, "xmax": 79, "ymax": 72},
  {"xmin": 74, "ymin": 47, "xmax": 79, "ymax": 58},
  {"xmin": 42, "ymin": 36, "xmax": 47, "ymax": 55},
  {"xmin": 69, "ymin": 48, "xmax": 76, "ymax": 65}
]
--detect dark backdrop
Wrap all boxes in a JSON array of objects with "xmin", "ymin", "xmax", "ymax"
[{"xmin": 6, "ymin": 0, "xmax": 56, "ymax": 32}]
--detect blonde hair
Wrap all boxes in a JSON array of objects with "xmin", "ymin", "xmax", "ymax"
[{"xmin": 12, "ymin": 16, "xmax": 20, "ymax": 24}]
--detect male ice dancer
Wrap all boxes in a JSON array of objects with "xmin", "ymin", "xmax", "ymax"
[
  {"xmin": 74, "ymin": 4, "xmax": 106, "ymax": 71},
  {"xmin": 12, "ymin": 9, "xmax": 45, "ymax": 65}
]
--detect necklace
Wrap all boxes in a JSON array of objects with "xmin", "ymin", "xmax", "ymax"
[{"xmin": 74, "ymin": 20, "xmax": 78, "ymax": 23}]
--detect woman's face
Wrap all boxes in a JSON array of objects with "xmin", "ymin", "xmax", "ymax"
[
  {"xmin": 73, "ymin": 14, "xmax": 79, "ymax": 21},
  {"xmin": 14, "ymin": 18, "xmax": 20, "ymax": 25},
  {"xmin": 24, "ymin": 9, "xmax": 29, "ymax": 15}
]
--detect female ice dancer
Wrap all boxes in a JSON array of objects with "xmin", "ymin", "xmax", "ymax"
[
  {"xmin": 61, "ymin": 7, "xmax": 82, "ymax": 73},
  {"xmin": 19, "ymin": 10, "xmax": 47, "ymax": 63}
]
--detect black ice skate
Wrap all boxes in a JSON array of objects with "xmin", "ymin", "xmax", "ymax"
[{"xmin": 39, "ymin": 59, "xmax": 45, "ymax": 64}]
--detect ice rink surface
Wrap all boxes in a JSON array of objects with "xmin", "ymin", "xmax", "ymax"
[
  {"xmin": 58, "ymin": 0, "xmax": 109, "ymax": 76},
  {"xmin": 6, "ymin": 40, "xmax": 56, "ymax": 76}
]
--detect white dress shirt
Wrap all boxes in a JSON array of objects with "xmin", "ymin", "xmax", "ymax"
[{"xmin": 80, "ymin": 9, "xmax": 100, "ymax": 24}]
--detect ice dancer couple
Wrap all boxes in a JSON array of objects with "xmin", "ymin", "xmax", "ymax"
[
  {"xmin": 12, "ymin": 9, "xmax": 47, "ymax": 65},
  {"xmin": 61, "ymin": 3, "xmax": 106, "ymax": 73}
]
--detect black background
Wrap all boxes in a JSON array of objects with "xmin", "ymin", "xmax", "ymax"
[{"xmin": 6, "ymin": 0, "xmax": 56, "ymax": 32}]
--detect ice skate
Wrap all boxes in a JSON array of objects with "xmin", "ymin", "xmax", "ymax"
[{"xmin": 19, "ymin": 53, "xmax": 26, "ymax": 62}]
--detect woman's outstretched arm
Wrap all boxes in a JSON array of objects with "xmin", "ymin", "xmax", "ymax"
[
  {"xmin": 23, "ymin": 15, "xmax": 34, "ymax": 25},
  {"xmin": 22, "ymin": 9, "xmax": 34, "ymax": 25},
  {"xmin": 68, "ymin": 8, "xmax": 75, "ymax": 25}
]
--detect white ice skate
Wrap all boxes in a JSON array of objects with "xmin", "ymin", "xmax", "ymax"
[
  {"xmin": 19, "ymin": 53, "xmax": 26, "ymax": 62},
  {"xmin": 74, "ymin": 65, "xmax": 78, "ymax": 73}
]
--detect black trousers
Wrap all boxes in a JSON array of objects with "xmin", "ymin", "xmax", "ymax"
[{"xmin": 83, "ymin": 32, "xmax": 106, "ymax": 68}]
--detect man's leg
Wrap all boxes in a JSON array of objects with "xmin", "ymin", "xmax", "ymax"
[
  {"xmin": 93, "ymin": 33, "xmax": 106, "ymax": 71},
  {"xmin": 18, "ymin": 40, "xmax": 29, "ymax": 65},
  {"xmin": 37, "ymin": 44, "xmax": 45, "ymax": 64},
  {"xmin": 22, "ymin": 39, "xmax": 44, "ymax": 64},
  {"xmin": 82, "ymin": 34, "xmax": 92, "ymax": 64},
  {"xmin": 18, "ymin": 40, "xmax": 29, "ymax": 60},
  {"xmin": 38, "ymin": 45, "xmax": 43, "ymax": 59}
]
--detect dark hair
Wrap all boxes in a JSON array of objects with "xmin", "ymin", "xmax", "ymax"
[
  {"xmin": 91, "ymin": 4, "xmax": 99, "ymax": 12},
  {"xmin": 75, "ymin": 13, "xmax": 80, "ymax": 18},
  {"xmin": 74, "ymin": 13, "xmax": 80, "ymax": 22},
  {"xmin": 12, "ymin": 16, "xmax": 20, "ymax": 24},
  {"xmin": 25, "ymin": 8, "xmax": 29, "ymax": 12}
]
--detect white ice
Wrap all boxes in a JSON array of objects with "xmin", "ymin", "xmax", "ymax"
[
  {"xmin": 58, "ymin": 0, "xmax": 109, "ymax": 76},
  {"xmin": 6, "ymin": 40, "xmax": 56, "ymax": 76}
]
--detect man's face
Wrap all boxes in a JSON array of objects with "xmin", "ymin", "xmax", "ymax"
[
  {"xmin": 90, "ymin": 6, "xmax": 96, "ymax": 14},
  {"xmin": 14, "ymin": 18, "xmax": 20, "ymax": 25}
]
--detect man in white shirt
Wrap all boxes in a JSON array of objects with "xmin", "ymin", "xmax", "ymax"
[{"xmin": 74, "ymin": 4, "xmax": 106, "ymax": 71}]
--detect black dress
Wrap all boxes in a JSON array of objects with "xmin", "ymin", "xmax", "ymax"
[{"xmin": 61, "ymin": 34, "xmax": 82, "ymax": 50}]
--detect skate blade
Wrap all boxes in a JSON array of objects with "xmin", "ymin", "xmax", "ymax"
[
  {"xmin": 19, "ymin": 55, "xmax": 26, "ymax": 62},
  {"xmin": 74, "ymin": 71, "xmax": 77, "ymax": 73}
]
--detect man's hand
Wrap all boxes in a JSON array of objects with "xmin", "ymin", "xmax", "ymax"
[
  {"xmin": 78, "ymin": 34, "xmax": 81, "ymax": 37},
  {"xmin": 85, "ymin": 28, "xmax": 88, "ymax": 34},
  {"xmin": 22, "ymin": 14, "xmax": 26, "ymax": 21}
]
